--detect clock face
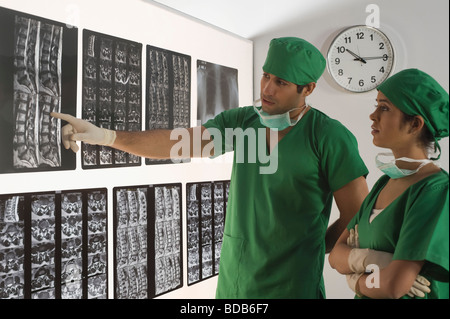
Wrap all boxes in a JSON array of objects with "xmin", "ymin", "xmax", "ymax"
[{"xmin": 327, "ymin": 25, "xmax": 395, "ymax": 93}]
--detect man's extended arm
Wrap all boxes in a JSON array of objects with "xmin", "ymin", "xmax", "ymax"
[{"xmin": 51, "ymin": 112, "xmax": 214, "ymax": 159}]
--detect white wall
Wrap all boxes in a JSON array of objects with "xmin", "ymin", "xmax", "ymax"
[
  {"xmin": 0, "ymin": 0, "xmax": 253, "ymax": 299},
  {"xmin": 252, "ymin": 0, "xmax": 449, "ymax": 299},
  {"xmin": 2, "ymin": 0, "xmax": 448, "ymax": 300}
]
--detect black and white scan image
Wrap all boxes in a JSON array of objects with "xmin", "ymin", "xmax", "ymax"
[
  {"xmin": 30, "ymin": 194, "xmax": 56, "ymax": 299},
  {"xmin": 146, "ymin": 46, "xmax": 191, "ymax": 165},
  {"xmin": 86, "ymin": 191, "xmax": 107, "ymax": 299},
  {"xmin": 114, "ymin": 183, "xmax": 182, "ymax": 298},
  {"xmin": 0, "ymin": 196, "xmax": 25, "ymax": 299},
  {"xmin": 154, "ymin": 185, "xmax": 181, "ymax": 296},
  {"xmin": 115, "ymin": 187, "xmax": 148, "ymax": 299},
  {"xmin": 0, "ymin": 7, "xmax": 77, "ymax": 174},
  {"xmin": 82, "ymin": 30, "xmax": 142, "ymax": 168},
  {"xmin": 197, "ymin": 60, "xmax": 238, "ymax": 124},
  {"xmin": 0, "ymin": 188, "xmax": 107, "ymax": 299},
  {"xmin": 187, "ymin": 180, "xmax": 229, "ymax": 286}
]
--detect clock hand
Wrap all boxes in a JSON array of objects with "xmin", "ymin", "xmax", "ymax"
[
  {"xmin": 354, "ymin": 56, "xmax": 388, "ymax": 61},
  {"xmin": 346, "ymin": 49, "xmax": 367, "ymax": 64}
]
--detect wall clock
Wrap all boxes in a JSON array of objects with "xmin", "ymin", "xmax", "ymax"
[{"xmin": 327, "ymin": 25, "xmax": 395, "ymax": 93}]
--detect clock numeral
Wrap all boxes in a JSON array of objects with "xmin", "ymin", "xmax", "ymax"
[{"xmin": 356, "ymin": 32, "xmax": 364, "ymax": 39}]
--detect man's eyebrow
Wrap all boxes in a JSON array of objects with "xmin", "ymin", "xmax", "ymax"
[
  {"xmin": 263, "ymin": 72, "xmax": 292, "ymax": 84},
  {"xmin": 273, "ymin": 75, "xmax": 291, "ymax": 83}
]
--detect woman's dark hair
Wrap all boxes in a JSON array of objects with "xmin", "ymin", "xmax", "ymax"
[{"xmin": 402, "ymin": 113, "xmax": 435, "ymax": 152}]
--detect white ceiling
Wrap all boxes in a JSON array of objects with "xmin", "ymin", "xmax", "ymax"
[{"xmin": 150, "ymin": 0, "xmax": 337, "ymax": 39}]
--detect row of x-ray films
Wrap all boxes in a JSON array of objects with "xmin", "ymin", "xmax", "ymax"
[
  {"xmin": 187, "ymin": 181, "xmax": 229, "ymax": 285},
  {"xmin": 0, "ymin": 189, "xmax": 107, "ymax": 299},
  {"xmin": 1, "ymin": 180, "xmax": 230, "ymax": 299},
  {"xmin": 1, "ymin": 6, "xmax": 239, "ymax": 174},
  {"xmin": 114, "ymin": 184, "xmax": 182, "ymax": 299}
]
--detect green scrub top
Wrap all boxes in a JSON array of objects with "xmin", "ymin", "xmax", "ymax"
[
  {"xmin": 204, "ymin": 106, "xmax": 368, "ymax": 298},
  {"xmin": 347, "ymin": 171, "xmax": 449, "ymax": 299}
]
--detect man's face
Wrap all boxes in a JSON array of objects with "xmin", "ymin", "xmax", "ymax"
[{"xmin": 260, "ymin": 72, "xmax": 305, "ymax": 115}]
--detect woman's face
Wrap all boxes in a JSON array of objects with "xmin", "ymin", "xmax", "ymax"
[{"xmin": 369, "ymin": 91, "xmax": 413, "ymax": 151}]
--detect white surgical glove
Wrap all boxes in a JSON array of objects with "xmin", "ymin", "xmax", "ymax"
[
  {"xmin": 347, "ymin": 224, "xmax": 360, "ymax": 248},
  {"xmin": 51, "ymin": 112, "xmax": 116, "ymax": 153},
  {"xmin": 407, "ymin": 275, "xmax": 431, "ymax": 298},
  {"xmin": 347, "ymin": 224, "xmax": 392, "ymax": 273},
  {"xmin": 348, "ymin": 248, "xmax": 393, "ymax": 273},
  {"xmin": 347, "ymin": 226, "xmax": 431, "ymax": 298},
  {"xmin": 346, "ymin": 272, "xmax": 363, "ymax": 297}
]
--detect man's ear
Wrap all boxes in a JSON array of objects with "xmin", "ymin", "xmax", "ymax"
[{"xmin": 303, "ymin": 82, "xmax": 316, "ymax": 97}]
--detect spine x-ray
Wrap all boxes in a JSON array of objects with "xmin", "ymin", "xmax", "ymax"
[
  {"xmin": 197, "ymin": 60, "xmax": 238, "ymax": 124},
  {"xmin": 82, "ymin": 30, "xmax": 142, "ymax": 168},
  {"xmin": 146, "ymin": 46, "xmax": 191, "ymax": 165},
  {"xmin": 0, "ymin": 188, "xmax": 107, "ymax": 299},
  {"xmin": 114, "ymin": 184, "xmax": 182, "ymax": 299},
  {"xmin": 0, "ymin": 7, "xmax": 77, "ymax": 174},
  {"xmin": 187, "ymin": 181, "xmax": 229, "ymax": 285}
]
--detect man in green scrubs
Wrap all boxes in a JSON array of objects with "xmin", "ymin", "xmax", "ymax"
[
  {"xmin": 204, "ymin": 38, "xmax": 369, "ymax": 298},
  {"xmin": 52, "ymin": 37, "xmax": 369, "ymax": 299}
]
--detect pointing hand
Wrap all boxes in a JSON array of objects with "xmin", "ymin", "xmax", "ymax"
[{"xmin": 51, "ymin": 112, "xmax": 116, "ymax": 153}]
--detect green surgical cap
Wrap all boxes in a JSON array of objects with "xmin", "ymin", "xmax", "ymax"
[
  {"xmin": 378, "ymin": 68, "xmax": 449, "ymax": 159},
  {"xmin": 263, "ymin": 37, "xmax": 326, "ymax": 85}
]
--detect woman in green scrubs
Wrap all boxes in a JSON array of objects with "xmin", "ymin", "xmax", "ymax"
[{"xmin": 329, "ymin": 69, "xmax": 449, "ymax": 299}]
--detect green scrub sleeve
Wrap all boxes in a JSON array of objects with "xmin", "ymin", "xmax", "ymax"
[
  {"xmin": 393, "ymin": 182, "xmax": 449, "ymax": 282},
  {"xmin": 318, "ymin": 119, "xmax": 369, "ymax": 192},
  {"xmin": 202, "ymin": 107, "xmax": 250, "ymax": 158}
]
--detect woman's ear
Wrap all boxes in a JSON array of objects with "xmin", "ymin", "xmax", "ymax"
[{"xmin": 410, "ymin": 115, "xmax": 425, "ymax": 134}]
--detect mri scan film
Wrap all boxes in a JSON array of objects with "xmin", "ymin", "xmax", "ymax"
[
  {"xmin": 0, "ymin": 7, "xmax": 77, "ymax": 174},
  {"xmin": 0, "ymin": 188, "xmax": 107, "ymax": 299},
  {"xmin": 82, "ymin": 30, "xmax": 142, "ymax": 168},
  {"xmin": 186, "ymin": 180, "xmax": 229, "ymax": 285},
  {"xmin": 114, "ymin": 183, "xmax": 182, "ymax": 298}
]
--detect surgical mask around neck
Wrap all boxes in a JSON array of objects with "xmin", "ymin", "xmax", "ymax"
[
  {"xmin": 253, "ymin": 99, "xmax": 308, "ymax": 130},
  {"xmin": 375, "ymin": 152, "xmax": 434, "ymax": 179}
]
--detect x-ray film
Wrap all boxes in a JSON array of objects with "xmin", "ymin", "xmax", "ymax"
[
  {"xmin": 0, "ymin": 7, "xmax": 77, "ymax": 174},
  {"xmin": 113, "ymin": 183, "xmax": 182, "ymax": 298},
  {"xmin": 146, "ymin": 46, "xmax": 191, "ymax": 165},
  {"xmin": 197, "ymin": 60, "xmax": 238, "ymax": 124},
  {"xmin": 82, "ymin": 30, "xmax": 142, "ymax": 168},
  {"xmin": 186, "ymin": 180, "xmax": 229, "ymax": 285},
  {"xmin": 0, "ymin": 188, "xmax": 108, "ymax": 299}
]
